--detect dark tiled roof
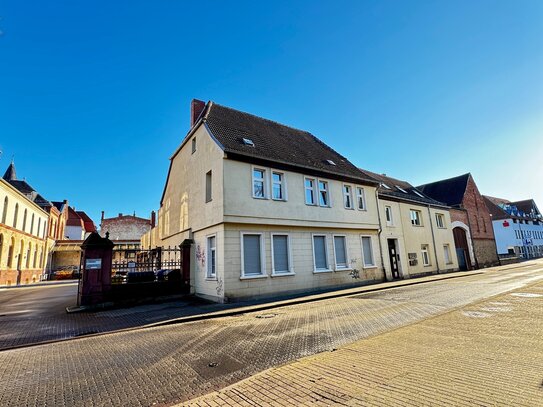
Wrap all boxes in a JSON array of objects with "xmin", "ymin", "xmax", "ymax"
[
  {"xmin": 510, "ymin": 199, "xmax": 540, "ymax": 216},
  {"xmin": 203, "ymin": 102, "xmax": 377, "ymax": 185},
  {"xmin": 3, "ymin": 162, "xmax": 16, "ymax": 181},
  {"xmin": 417, "ymin": 173, "xmax": 470, "ymax": 207},
  {"xmin": 360, "ymin": 169, "xmax": 448, "ymax": 207},
  {"xmin": 483, "ymin": 196, "xmax": 509, "ymax": 220},
  {"xmin": 7, "ymin": 180, "xmax": 52, "ymax": 209}
]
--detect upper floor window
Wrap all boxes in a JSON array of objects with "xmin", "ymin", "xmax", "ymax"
[
  {"xmin": 252, "ymin": 168, "xmax": 266, "ymax": 199},
  {"xmin": 385, "ymin": 206, "xmax": 393, "ymax": 226},
  {"xmin": 272, "ymin": 171, "xmax": 286, "ymax": 201},
  {"xmin": 435, "ymin": 213, "xmax": 445, "ymax": 228},
  {"xmin": 410, "ymin": 209, "xmax": 422, "ymax": 226},
  {"xmin": 1, "ymin": 197, "xmax": 7, "ymax": 224},
  {"xmin": 343, "ymin": 185, "xmax": 353, "ymax": 209},
  {"xmin": 305, "ymin": 178, "xmax": 316, "ymax": 205},
  {"xmin": 13, "ymin": 203, "xmax": 19, "ymax": 228},
  {"xmin": 356, "ymin": 187, "xmax": 366, "ymax": 210},
  {"xmin": 22, "ymin": 209, "xmax": 28, "ymax": 231},
  {"xmin": 318, "ymin": 181, "xmax": 329, "ymax": 207},
  {"xmin": 205, "ymin": 171, "xmax": 212, "ymax": 202},
  {"xmin": 191, "ymin": 137, "xmax": 196, "ymax": 154},
  {"xmin": 30, "ymin": 213, "xmax": 35, "ymax": 234}
]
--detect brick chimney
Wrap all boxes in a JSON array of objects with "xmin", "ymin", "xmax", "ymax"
[
  {"xmin": 151, "ymin": 210, "xmax": 156, "ymax": 228},
  {"xmin": 190, "ymin": 99, "xmax": 206, "ymax": 127},
  {"xmin": 101, "ymin": 211, "xmax": 105, "ymax": 222}
]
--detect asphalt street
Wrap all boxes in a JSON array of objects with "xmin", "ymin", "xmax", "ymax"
[{"xmin": 1, "ymin": 261, "xmax": 542, "ymax": 406}]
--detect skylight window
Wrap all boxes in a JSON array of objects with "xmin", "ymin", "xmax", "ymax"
[
  {"xmin": 326, "ymin": 160, "xmax": 336, "ymax": 166},
  {"xmin": 381, "ymin": 183, "xmax": 391, "ymax": 189},
  {"xmin": 242, "ymin": 138, "xmax": 255, "ymax": 147},
  {"xmin": 395, "ymin": 185, "xmax": 408, "ymax": 194},
  {"xmin": 413, "ymin": 190, "xmax": 425, "ymax": 198}
]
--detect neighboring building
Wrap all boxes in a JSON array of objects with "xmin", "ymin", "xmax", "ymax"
[
  {"xmin": 65, "ymin": 207, "xmax": 96, "ymax": 240},
  {"xmin": 144, "ymin": 99, "xmax": 383, "ymax": 302},
  {"xmin": 484, "ymin": 196, "xmax": 543, "ymax": 259},
  {"xmin": 360, "ymin": 170, "xmax": 459, "ymax": 279},
  {"xmin": 0, "ymin": 162, "xmax": 50, "ymax": 285},
  {"xmin": 100, "ymin": 211, "xmax": 154, "ymax": 267},
  {"xmin": 418, "ymin": 173, "xmax": 499, "ymax": 269}
]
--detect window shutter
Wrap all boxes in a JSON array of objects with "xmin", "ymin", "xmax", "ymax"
[
  {"xmin": 334, "ymin": 236, "xmax": 347, "ymax": 267},
  {"xmin": 243, "ymin": 235, "xmax": 262, "ymax": 275},
  {"xmin": 273, "ymin": 235, "xmax": 289, "ymax": 272},
  {"xmin": 314, "ymin": 236, "xmax": 327, "ymax": 269}
]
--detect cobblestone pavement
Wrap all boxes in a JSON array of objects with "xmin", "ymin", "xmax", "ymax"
[
  {"xmin": 0, "ymin": 261, "xmax": 542, "ymax": 406},
  {"xmin": 183, "ymin": 277, "xmax": 543, "ymax": 406}
]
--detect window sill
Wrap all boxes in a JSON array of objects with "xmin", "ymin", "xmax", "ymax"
[
  {"xmin": 362, "ymin": 265, "xmax": 377, "ymax": 269},
  {"xmin": 205, "ymin": 277, "xmax": 218, "ymax": 281},
  {"xmin": 313, "ymin": 269, "xmax": 333, "ymax": 274},
  {"xmin": 305, "ymin": 203, "xmax": 317, "ymax": 206},
  {"xmin": 271, "ymin": 198, "xmax": 287, "ymax": 202},
  {"xmin": 271, "ymin": 272, "xmax": 295, "ymax": 277},
  {"xmin": 334, "ymin": 267, "xmax": 353, "ymax": 272},
  {"xmin": 240, "ymin": 274, "xmax": 268, "ymax": 280},
  {"xmin": 252, "ymin": 196, "xmax": 268, "ymax": 200},
  {"xmin": 411, "ymin": 224, "xmax": 423, "ymax": 227}
]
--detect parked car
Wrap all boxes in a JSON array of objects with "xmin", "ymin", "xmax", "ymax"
[{"xmin": 51, "ymin": 265, "xmax": 80, "ymax": 280}]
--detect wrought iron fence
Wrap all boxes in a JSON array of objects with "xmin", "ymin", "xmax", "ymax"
[{"xmin": 111, "ymin": 246, "xmax": 183, "ymax": 284}]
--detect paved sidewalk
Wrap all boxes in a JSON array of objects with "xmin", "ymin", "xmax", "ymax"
[
  {"xmin": 0, "ymin": 268, "xmax": 485, "ymax": 351},
  {"xmin": 182, "ymin": 280, "xmax": 543, "ymax": 406}
]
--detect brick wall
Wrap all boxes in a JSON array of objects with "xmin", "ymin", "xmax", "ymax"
[{"xmin": 100, "ymin": 215, "xmax": 151, "ymax": 241}]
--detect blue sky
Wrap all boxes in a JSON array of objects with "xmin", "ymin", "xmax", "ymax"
[{"xmin": 1, "ymin": 1, "xmax": 542, "ymax": 224}]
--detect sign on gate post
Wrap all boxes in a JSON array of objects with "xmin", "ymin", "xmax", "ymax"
[{"xmin": 78, "ymin": 232, "xmax": 114, "ymax": 306}]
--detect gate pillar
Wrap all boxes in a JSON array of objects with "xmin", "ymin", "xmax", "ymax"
[
  {"xmin": 180, "ymin": 239, "xmax": 193, "ymax": 292},
  {"xmin": 78, "ymin": 232, "xmax": 114, "ymax": 306}
]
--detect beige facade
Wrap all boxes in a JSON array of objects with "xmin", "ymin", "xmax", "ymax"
[
  {"xmin": 145, "ymin": 121, "xmax": 383, "ymax": 302},
  {"xmin": 379, "ymin": 198, "xmax": 459, "ymax": 279},
  {"xmin": 0, "ymin": 179, "xmax": 49, "ymax": 285}
]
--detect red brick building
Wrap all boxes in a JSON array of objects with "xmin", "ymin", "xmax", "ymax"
[{"xmin": 418, "ymin": 173, "xmax": 499, "ymax": 269}]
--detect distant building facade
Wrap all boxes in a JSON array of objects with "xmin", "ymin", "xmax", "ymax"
[
  {"xmin": 418, "ymin": 173, "xmax": 499, "ymax": 269},
  {"xmin": 0, "ymin": 163, "xmax": 50, "ymax": 285},
  {"xmin": 360, "ymin": 170, "xmax": 459, "ymax": 279},
  {"xmin": 484, "ymin": 197, "xmax": 543, "ymax": 259}
]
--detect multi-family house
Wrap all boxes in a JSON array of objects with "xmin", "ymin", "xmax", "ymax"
[
  {"xmin": 484, "ymin": 196, "xmax": 543, "ymax": 259},
  {"xmin": 418, "ymin": 173, "xmax": 499, "ymax": 269},
  {"xmin": 360, "ymin": 170, "xmax": 459, "ymax": 279},
  {"xmin": 0, "ymin": 162, "xmax": 50, "ymax": 285},
  {"xmin": 145, "ymin": 100, "xmax": 383, "ymax": 302}
]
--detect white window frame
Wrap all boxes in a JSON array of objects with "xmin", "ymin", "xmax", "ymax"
[
  {"xmin": 343, "ymin": 184, "xmax": 354, "ymax": 210},
  {"xmin": 317, "ymin": 179, "xmax": 331, "ymax": 207},
  {"xmin": 312, "ymin": 234, "xmax": 331, "ymax": 273},
  {"xmin": 252, "ymin": 167, "xmax": 268, "ymax": 199},
  {"xmin": 205, "ymin": 170, "xmax": 212, "ymax": 203},
  {"xmin": 360, "ymin": 235, "xmax": 376, "ymax": 268},
  {"xmin": 304, "ymin": 177, "xmax": 317, "ymax": 206},
  {"xmin": 421, "ymin": 245, "xmax": 431, "ymax": 266},
  {"xmin": 332, "ymin": 234, "xmax": 351, "ymax": 271},
  {"xmin": 356, "ymin": 187, "xmax": 366, "ymax": 210},
  {"xmin": 206, "ymin": 234, "xmax": 217, "ymax": 279},
  {"xmin": 270, "ymin": 233, "xmax": 294, "ymax": 276},
  {"xmin": 443, "ymin": 244, "xmax": 452, "ymax": 265},
  {"xmin": 395, "ymin": 185, "xmax": 408, "ymax": 194},
  {"xmin": 435, "ymin": 213, "xmax": 445, "ymax": 228},
  {"xmin": 410, "ymin": 209, "xmax": 422, "ymax": 226},
  {"xmin": 271, "ymin": 170, "xmax": 287, "ymax": 201},
  {"xmin": 240, "ymin": 232, "xmax": 267, "ymax": 279},
  {"xmin": 385, "ymin": 205, "xmax": 394, "ymax": 226}
]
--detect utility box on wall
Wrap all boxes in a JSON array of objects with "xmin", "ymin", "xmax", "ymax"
[{"xmin": 78, "ymin": 232, "xmax": 114, "ymax": 306}]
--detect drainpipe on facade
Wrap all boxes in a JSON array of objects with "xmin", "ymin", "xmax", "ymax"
[
  {"xmin": 375, "ymin": 188, "xmax": 387, "ymax": 281},
  {"xmin": 427, "ymin": 205, "xmax": 440, "ymax": 274}
]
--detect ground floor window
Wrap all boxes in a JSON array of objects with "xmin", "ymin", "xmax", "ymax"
[
  {"xmin": 241, "ymin": 233, "xmax": 264, "ymax": 276},
  {"xmin": 421, "ymin": 244, "xmax": 431, "ymax": 266},
  {"xmin": 361, "ymin": 236, "xmax": 375, "ymax": 267},
  {"xmin": 207, "ymin": 235, "xmax": 216, "ymax": 278},
  {"xmin": 443, "ymin": 244, "xmax": 452, "ymax": 264},
  {"xmin": 312, "ymin": 235, "xmax": 329, "ymax": 272},
  {"xmin": 333, "ymin": 235, "xmax": 349, "ymax": 269},
  {"xmin": 272, "ymin": 234, "xmax": 291, "ymax": 274}
]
